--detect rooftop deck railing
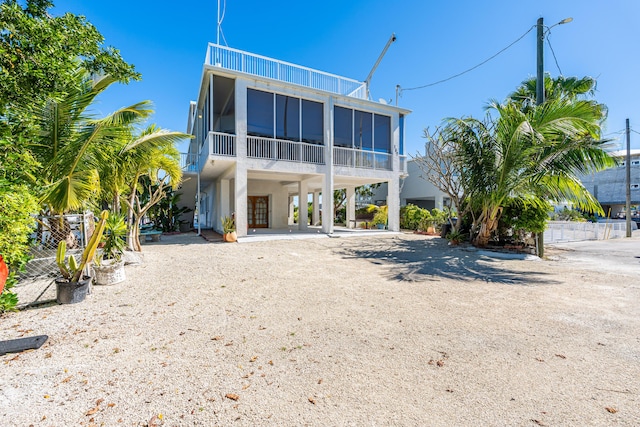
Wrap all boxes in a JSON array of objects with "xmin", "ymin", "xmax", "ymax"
[{"xmin": 205, "ymin": 43, "xmax": 367, "ymax": 99}]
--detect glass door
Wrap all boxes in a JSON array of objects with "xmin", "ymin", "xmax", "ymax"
[{"xmin": 248, "ymin": 196, "xmax": 269, "ymax": 228}]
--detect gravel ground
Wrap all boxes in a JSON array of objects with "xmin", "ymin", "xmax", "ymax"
[{"xmin": 1, "ymin": 232, "xmax": 639, "ymax": 426}]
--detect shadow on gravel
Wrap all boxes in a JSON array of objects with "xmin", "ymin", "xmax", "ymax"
[
  {"xmin": 140, "ymin": 232, "xmax": 215, "ymax": 246},
  {"xmin": 338, "ymin": 236, "xmax": 559, "ymax": 286}
]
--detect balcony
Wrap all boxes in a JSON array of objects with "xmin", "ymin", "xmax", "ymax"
[
  {"xmin": 247, "ymin": 136, "xmax": 324, "ymax": 164},
  {"xmin": 205, "ymin": 43, "xmax": 367, "ymax": 100},
  {"xmin": 333, "ymin": 147, "xmax": 392, "ymax": 171},
  {"xmin": 180, "ymin": 153, "xmax": 198, "ymax": 173},
  {"xmin": 186, "ymin": 132, "xmax": 397, "ymax": 173}
]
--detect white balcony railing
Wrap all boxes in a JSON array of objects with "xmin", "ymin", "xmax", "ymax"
[
  {"xmin": 209, "ymin": 131, "xmax": 236, "ymax": 156},
  {"xmin": 187, "ymin": 133, "xmax": 396, "ymax": 172},
  {"xmin": 180, "ymin": 153, "xmax": 198, "ymax": 172},
  {"xmin": 333, "ymin": 147, "xmax": 392, "ymax": 171},
  {"xmin": 205, "ymin": 43, "xmax": 367, "ymax": 100},
  {"xmin": 247, "ymin": 136, "xmax": 325, "ymax": 164},
  {"xmin": 198, "ymin": 132, "xmax": 236, "ymax": 169}
]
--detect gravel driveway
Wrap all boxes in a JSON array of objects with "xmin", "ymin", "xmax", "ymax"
[{"xmin": 2, "ymin": 232, "xmax": 638, "ymax": 426}]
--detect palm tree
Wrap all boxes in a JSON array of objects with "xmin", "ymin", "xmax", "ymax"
[
  {"xmin": 109, "ymin": 124, "xmax": 190, "ymax": 251},
  {"xmin": 452, "ymin": 96, "xmax": 613, "ymax": 247},
  {"xmin": 31, "ymin": 71, "xmax": 152, "ymax": 243},
  {"xmin": 509, "ymin": 75, "xmax": 599, "ymax": 110}
]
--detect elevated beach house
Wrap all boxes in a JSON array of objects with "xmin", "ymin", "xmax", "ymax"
[{"xmin": 180, "ymin": 43, "xmax": 410, "ymax": 237}]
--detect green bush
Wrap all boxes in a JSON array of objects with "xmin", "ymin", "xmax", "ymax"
[
  {"xmin": 430, "ymin": 208, "xmax": 448, "ymax": 228},
  {"xmin": 0, "ymin": 185, "xmax": 38, "ymax": 312},
  {"xmin": 400, "ymin": 204, "xmax": 431, "ymax": 230},
  {"xmin": 550, "ymin": 207, "xmax": 588, "ymax": 222},
  {"xmin": 499, "ymin": 199, "xmax": 551, "ymax": 244}
]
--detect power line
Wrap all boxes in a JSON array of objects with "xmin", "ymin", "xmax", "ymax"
[
  {"xmin": 546, "ymin": 33, "xmax": 562, "ymax": 75},
  {"xmin": 604, "ymin": 129, "xmax": 627, "ymax": 136},
  {"xmin": 400, "ymin": 25, "xmax": 535, "ymax": 94}
]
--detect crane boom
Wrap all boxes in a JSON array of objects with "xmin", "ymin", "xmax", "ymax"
[{"xmin": 364, "ymin": 33, "xmax": 396, "ymax": 99}]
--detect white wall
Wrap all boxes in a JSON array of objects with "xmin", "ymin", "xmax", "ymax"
[{"xmin": 370, "ymin": 160, "xmax": 449, "ymax": 209}]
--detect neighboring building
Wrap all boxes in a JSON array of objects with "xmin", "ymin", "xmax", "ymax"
[
  {"xmin": 369, "ymin": 159, "xmax": 450, "ymax": 209},
  {"xmin": 580, "ymin": 149, "xmax": 640, "ymax": 218},
  {"xmin": 179, "ymin": 43, "xmax": 410, "ymax": 237}
]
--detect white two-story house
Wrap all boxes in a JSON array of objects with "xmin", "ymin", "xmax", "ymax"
[{"xmin": 180, "ymin": 43, "xmax": 410, "ymax": 237}]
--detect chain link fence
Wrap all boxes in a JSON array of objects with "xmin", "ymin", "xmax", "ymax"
[{"xmin": 15, "ymin": 213, "xmax": 95, "ymax": 305}]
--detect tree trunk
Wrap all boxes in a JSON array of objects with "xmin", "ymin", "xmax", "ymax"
[
  {"xmin": 125, "ymin": 189, "xmax": 137, "ymax": 251},
  {"xmin": 473, "ymin": 207, "xmax": 502, "ymax": 247},
  {"xmin": 50, "ymin": 215, "xmax": 77, "ymax": 249}
]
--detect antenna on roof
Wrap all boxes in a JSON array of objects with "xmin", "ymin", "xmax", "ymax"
[
  {"xmin": 216, "ymin": 0, "xmax": 228, "ymax": 46},
  {"xmin": 364, "ymin": 33, "xmax": 396, "ymax": 100}
]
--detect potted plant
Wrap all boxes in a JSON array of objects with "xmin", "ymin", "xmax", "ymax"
[
  {"xmin": 93, "ymin": 212, "xmax": 127, "ymax": 285},
  {"xmin": 222, "ymin": 215, "xmax": 237, "ymax": 242},
  {"xmin": 445, "ymin": 229, "xmax": 465, "ymax": 246},
  {"xmin": 55, "ymin": 210, "xmax": 108, "ymax": 304},
  {"xmin": 367, "ymin": 204, "xmax": 388, "ymax": 230}
]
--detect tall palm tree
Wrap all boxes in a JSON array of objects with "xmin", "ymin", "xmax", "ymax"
[
  {"xmin": 509, "ymin": 75, "xmax": 599, "ymax": 111},
  {"xmin": 32, "ymin": 71, "xmax": 152, "ymax": 214},
  {"xmin": 108, "ymin": 124, "xmax": 190, "ymax": 251},
  {"xmin": 452, "ymin": 96, "xmax": 613, "ymax": 247},
  {"xmin": 31, "ymin": 71, "xmax": 152, "ymax": 245}
]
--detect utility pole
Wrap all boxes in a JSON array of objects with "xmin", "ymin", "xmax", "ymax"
[
  {"xmin": 625, "ymin": 118, "xmax": 632, "ymax": 237},
  {"xmin": 536, "ymin": 17, "xmax": 545, "ymax": 257},
  {"xmin": 534, "ymin": 16, "xmax": 572, "ymax": 257},
  {"xmin": 536, "ymin": 17, "xmax": 545, "ymax": 105}
]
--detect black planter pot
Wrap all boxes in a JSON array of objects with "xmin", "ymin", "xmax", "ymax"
[{"xmin": 55, "ymin": 276, "xmax": 91, "ymax": 304}]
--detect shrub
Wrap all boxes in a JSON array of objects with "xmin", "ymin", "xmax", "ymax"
[
  {"xmin": 430, "ymin": 208, "xmax": 448, "ymax": 229},
  {"xmin": 400, "ymin": 204, "xmax": 431, "ymax": 230},
  {"xmin": 0, "ymin": 185, "xmax": 38, "ymax": 312},
  {"xmin": 550, "ymin": 207, "xmax": 588, "ymax": 222},
  {"xmin": 499, "ymin": 199, "xmax": 551, "ymax": 244}
]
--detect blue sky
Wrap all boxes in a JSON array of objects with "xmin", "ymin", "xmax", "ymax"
[{"xmin": 53, "ymin": 0, "xmax": 640, "ymax": 153}]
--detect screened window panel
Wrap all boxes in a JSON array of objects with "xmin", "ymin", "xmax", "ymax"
[
  {"xmin": 334, "ymin": 106, "xmax": 353, "ymax": 147},
  {"xmin": 276, "ymin": 95, "xmax": 300, "ymax": 141},
  {"xmin": 247, "ymin": 89, "xmax": 274, "ymax": 138},
  {"xmin": 374, "ymin": 114, "xmax": 391, "ymax": 153},
  {"xmin": 354, "ymin": 110, "xmax": 372, "ymax": 150},
  {"xmin": 301, "ymin": 99, "xmax": 324, "ymax": 144}
]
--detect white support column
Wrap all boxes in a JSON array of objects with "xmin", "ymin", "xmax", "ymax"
[
  {"xmin": 322, "ymin": 96, "xmax": 335, "ymax": 234},
  {"xmin": 220, "ymin": 179, "xmax": 231, "ymax": 224},
  {"xmin": 312, "ymin": 191, "xmax": 320, "ymax": 226},
  {"xmin": 298, "ymin": 181, "xmax": 308, "ymax": 230},
  {"xmin": 387, "ymin": 177, "xmax": 400, "ymax": 232},
  {"xmin": 234, "ymin": 165, "xmax": 248, "ymax": 237},
  {"xmin": 387, "ymin": 110, "xmax": 401, "ymax": 232},
  {"xmin": 346, "ymin": 186, "xmax": 356, "ymax": 228},
  {"xmin": 435, "ymin": 195, "xmax": 444, "ymax": 210},
  {"xmin": 288, "ymin": 196, "xmax": 295, "ymax": 225},
  {"xmin": 209, "ymin": 74, "xmax": 214, "ymax": 131},
  {"xmin": 234, "ymin": 79, "xmax": 248, "ymax": 237}
]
